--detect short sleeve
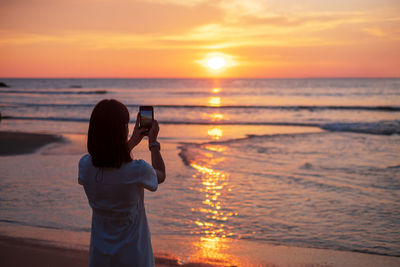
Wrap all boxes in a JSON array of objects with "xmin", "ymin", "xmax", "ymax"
[
  {"xmin": 138, "ymin": 160, "xmax": 158, "ymax": 192},
  {"xmin": 78, "ymin": 154, "xmax": 90, "ymax": 184}
]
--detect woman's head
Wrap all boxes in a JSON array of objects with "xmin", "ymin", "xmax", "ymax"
[{"xmin": 88, "ymin": 99, "xmax": 132, "ymax": 168}]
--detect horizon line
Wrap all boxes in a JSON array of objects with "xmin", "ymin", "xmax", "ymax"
[{"xmin": 1, "ymin": 76, "xmax": 399, "ymax": 80}]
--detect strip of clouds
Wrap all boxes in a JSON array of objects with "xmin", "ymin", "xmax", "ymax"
[{"xmin": 0, "ymin": 1, "xmax": 399, "ymax": 50}]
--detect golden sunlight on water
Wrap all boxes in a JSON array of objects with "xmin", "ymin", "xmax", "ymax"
[
  {"xmin": 210, "ymin": 113, "xmax": 224, "ymax": 121},
  {"xmin": 188, "ymin": 143, "xmax": 240, "ymax": 266},
  {"xmin": 207, "ymin": 127, "xmax": 223, "ymax": 140},
  {"xmin": 202, "ymin": 112, "xmax": 225, "ymax": 122},
  {"xmin": 186, "ymin": 86, "xmax": 241, "ymax": 265},
  {"xmin": 212, "ymin": 88, "xmax": 221, "ymax": 93},
  {"xmin": 208, "ymin": 97, "xmax": 221, "ymax": 107},
  {"xmin": 204, "ymin": 144, "xmax": 227, "ymax": 153},
  {"xmin": 191, "ymin": 236, "xmax": 241, "ymax": 266}
]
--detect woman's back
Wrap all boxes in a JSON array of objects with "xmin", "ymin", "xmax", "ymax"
[
  {"xmin": 79, "ymin": 154, "xmax": 157, "ymax": 213},
  {"xmin": 79, "ymin": 154, "xmax": 158, "ymax": 267}
]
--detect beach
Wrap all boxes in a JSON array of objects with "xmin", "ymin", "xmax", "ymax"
[
  {"xmin": 1, "ymin": 224, "xmax": 400, "ymax": 267},
  {"xmin": 0, "ymin": 78, "xmax": 399, "ymax": 266},
  {"xmin": 0, "ymin": 131, "xmax": 62, "ymax": 156},
  {"xmin": 0, "ymin": 129, "xmax": 399, "ymax": 266},
  {"xmin": 0, "ymin": 235, "xmax": 89, "ymax": 267}
]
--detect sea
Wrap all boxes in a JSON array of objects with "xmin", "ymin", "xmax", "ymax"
[{"xmin": 0, "ymin": 78, "xmax": 399, "ymax": 265}]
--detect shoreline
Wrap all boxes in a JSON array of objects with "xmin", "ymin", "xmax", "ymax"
[
  {"xmin": 1, "ymin": 232, "xmax": 400, "ymax": 267},
  {"xmin": 0, "ymin": 235, "xmax": 89, "ymax": 267},
  {"xmin": 0, "ymin": 235, "xmax": 190, "ymax": 267},
  {"xmin": 1, "ymin": 129, "xmax": 399, "ymax": 266},
  {"xmin": 0, "ymin": 131, "xmax": 62, "ymax": 156},
  {"xmin": 0, "ymin": 222, "xmax": 399, "ymax": 267}
]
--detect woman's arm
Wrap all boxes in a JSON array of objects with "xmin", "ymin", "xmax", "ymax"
[
  {"xmin": 128, "ymin": 113, "xmax": 145, "ymax": 151},
  {"xmin": 150, "ymin": 145, "xmax": 165, "ymax": 184},
  {"xmin": 148, "ymin": 120, "xmax": 166, "ymax": 184}
]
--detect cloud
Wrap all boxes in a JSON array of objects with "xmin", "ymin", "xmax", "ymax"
[
  {"xmin": 363, "ymin": 27, "xmax": 386, "ymax": 37},
  {"xmin": 0, "ymin": 31, "xmax": 157, "ymax": 50},
  {"xmin": 237, "ymin": 12, "xmax": 365, "ymax": 27},
  {"xmin": 2, "ymin": 4, "xmax": 399, "ymax": 53},
  {"xmin": 1, "ymin": 0, "xmax": 399, "ymax": 77},
  {"xmin": 0, "ymin": 0, "xmax": 222, "ymax": 35}
]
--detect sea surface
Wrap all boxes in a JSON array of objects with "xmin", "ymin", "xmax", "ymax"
[{"xmin": 0, "ymin": 78, "xmax": 399, "ymax": 263}]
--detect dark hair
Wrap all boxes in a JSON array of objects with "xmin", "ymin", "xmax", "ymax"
[{"xmin": 88, "ymin": 99, "xmax": 132, "ymax": 168}]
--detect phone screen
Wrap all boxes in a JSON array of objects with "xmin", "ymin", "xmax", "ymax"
[{"xmin": 140, "ymin": 109, "xmax": 153, "ymax": 129}]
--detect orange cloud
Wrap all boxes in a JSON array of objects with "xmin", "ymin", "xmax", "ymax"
[{"xmin": 0, "ymin": 0, "xmax": 399, "ymax": 77}]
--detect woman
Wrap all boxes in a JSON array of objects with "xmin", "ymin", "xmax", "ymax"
[{"xmin": 78, "ymin": 99, "xmax": 165, "ymax": 267}]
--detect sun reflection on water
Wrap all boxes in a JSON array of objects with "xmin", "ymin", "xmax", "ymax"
[
  {"xmin": 191, "ymin": 236, "xmax": 239, "ymax": 266},
  {"xmin": 208, "ymin": 97, "xmax": 221, "ymax": 106},
  {"xmin": 187, "ymin": 86, "xmax": 239, "ymax": 265},
  {"xmin": 204, "ymin": 144, "xmax": 227, "ymax": 152},
  {"xmin": 207, "ymin": 127, "xmax": 223, "ymax": 140},
  {"xmin": 201, "ymin": 112, "xmax": 225, "ymax": 122},
  {"xmin": 212, "ymin": 88, "xmax": 221, "ymax": 93},
  {"xmin": 211, "ymin": 113, "xmax": 224, "ymax": 121},
  {"xmin": 188, "ymin": 143, "xmax": 239, "ymax": 266}
]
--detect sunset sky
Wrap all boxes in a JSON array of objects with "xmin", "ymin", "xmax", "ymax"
[{"xmin": 0, "ymin": 0, "xmax": 399, "ymax": 78}]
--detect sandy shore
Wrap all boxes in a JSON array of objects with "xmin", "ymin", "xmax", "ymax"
[
  {"xmin": 0, "ymin": 235, "xmax": 211, "ymax": 267},
  {"xmin": 0, "ymin": 235, "xmax": 88, "ymax": 267},
  {"xmin": 0, "ymin": 131, "xmax": 62, "ymax": 155},
  {"xmin": 1, "ymin": 233, "xmax": 400, "ymax": 267}
]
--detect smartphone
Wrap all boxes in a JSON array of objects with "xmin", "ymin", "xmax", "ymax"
[{"xmin": 139, "ymin": 106, "xmax": 154, "ymax": 135}]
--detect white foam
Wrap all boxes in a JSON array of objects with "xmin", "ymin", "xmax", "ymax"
[{"xmin": 320, "ymin": 120, "xmax": 400, "ymax": 135}]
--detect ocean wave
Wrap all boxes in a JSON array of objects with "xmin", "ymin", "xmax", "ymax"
[
  {"xmin": 320, "ymin": 121, "xmax": 400, "ymax": 135},
  {"xmin": 176, "ymin": 120, "xmax": 400, "ymax": 174},
  {"xmin": 2, "ymin": 116, "xmax": 399, "ymax": 135},
  {"xmin": 386, "ymin": 164, "xmax": 400, "ymax": 169},
  {"xmin": 0, "ymin": 90, "xmax": 108, "ymax": 95},
  {"xmin": 176, "ymin": 129, "xmax": 400, "ymax": 257},
  {"xmin": 149, "ymin": 104, "xmax": 400, "ymax": 112},
  {"xmin": 0, "ymin": 219, "xmax": 90, "ymax": 232},
  {"xmin": 2, "ymin": 102, "xmax": 400, "ymax": 112},
  {"xmin": 0, "ymin": 116, "xmax": 320, "ymax": 127},
  {"xmin": 2, "ymin": 116, "xmax": 90, "ymax": 122}
]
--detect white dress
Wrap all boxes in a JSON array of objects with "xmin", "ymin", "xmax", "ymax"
[{"xmin": 78, "ymin": 154, "xmax": 158, "ymax": 267}]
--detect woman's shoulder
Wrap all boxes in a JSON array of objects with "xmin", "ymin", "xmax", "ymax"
[
  {"xmin": 121, "ymin": 159, "xmax": 155, "ymax": 177},
  {"xmin": 125, "ymin": 159, "xmax": 152, "ymax": 169},
  {"xmin": 78, "ymin": 154, "xmax": 94, "ymax": 176},
  {"xmin": 78, "ymin": 154, "xmax": 94, "ymax": 182},
  {"xmin": 79, "ymin": 155, "xmax": 149, "ymax": 170},
  {"xmin": 79, "ymin": 154, "xmax": 92, "ymax": 167}
]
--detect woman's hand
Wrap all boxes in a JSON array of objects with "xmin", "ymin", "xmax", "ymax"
[
  {"xmin": 148, "ymin": 120, "xmax": 159, "ymax": 143},
  {"xmin": 128, "ymin": 113, "xmax": 146, "ymax": 151}
]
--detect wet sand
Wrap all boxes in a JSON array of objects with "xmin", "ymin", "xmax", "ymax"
[
  {"xmin": 0, "ymin": 235, "xmax": 209, "ymax": 267},
  {"xmin": 0, "ymin": 131, "xmax": 62, "ymax": 155},
  {"xmin": 1, "ymin": 233, "xmax": 399, "ymax": 267},
  {"xmin": 0, "ymin": 235, "xmax": 89, "ymax": 267}
]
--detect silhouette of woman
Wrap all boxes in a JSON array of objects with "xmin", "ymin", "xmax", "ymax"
[{"xmin": 78, "ymin": 99, "xmax": 165, "ymax": 267}]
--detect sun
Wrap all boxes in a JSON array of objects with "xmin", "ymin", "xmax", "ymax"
[
  {"xmin": 196, "ymin": 52, "xmax": 237, "ymax": 74},
  {"xmin": 207, "ymin": 57, "xmax": 226, "ymax": 70}
]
